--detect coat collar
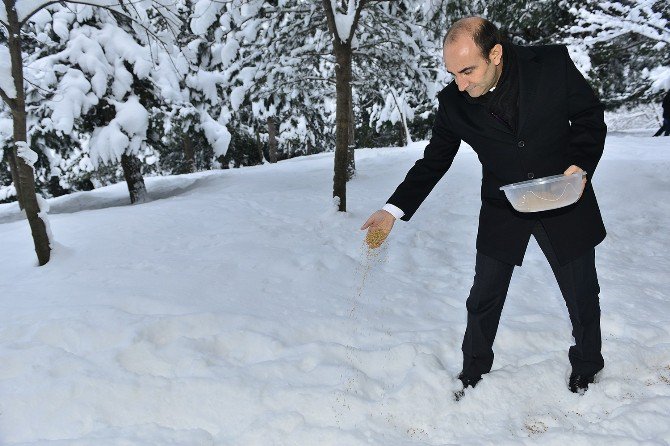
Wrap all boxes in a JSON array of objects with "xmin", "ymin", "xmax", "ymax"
[{"xmin": 459, "ymin": 44, "xmax": 542, "ymax": 137}]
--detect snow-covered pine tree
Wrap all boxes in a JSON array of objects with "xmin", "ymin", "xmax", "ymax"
[
  {"xmin": 322, "ymin": 0, "xmax": 460, "ymax": 211},
  {"xmin": 223, "ymin": 1, "xmax": 454, "ymax": 212},
  {"xmin": 223, "ymin": 1, "xmax": 334, "ymax": 166},
  {"xmin": 0, "ymin": 0, "xmax": 181, "ymax": 264},
  {"xmin": 22, "ymin": 6, "xmax": 106, "ymax": 198},
  {"xmin": 565, "ymin": 0, "xmax": 670, "ymax": 107},
  {"xmin": 1, "ymin": 0, "xmax": 55, "ymax": 264},
  {"xmin": 24, "ymin": 4, "xmax": 185, "ymax": 204},
  {"xmin": 153, "ymin": 0, "xmax": 240, "ymax": 175},
  {"xmin": 358, "ymin": 1, "xmax": 451, "ymax": 150}
]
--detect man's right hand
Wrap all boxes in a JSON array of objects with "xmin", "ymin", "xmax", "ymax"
[{"xmin": 360, "ymin": 210, "xmax": 396, "ymax": 249}]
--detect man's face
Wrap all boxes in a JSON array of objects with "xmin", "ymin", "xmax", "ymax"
[{"xmin": 443, "ymin": 35, "xmax": 502, "ymax": 98}]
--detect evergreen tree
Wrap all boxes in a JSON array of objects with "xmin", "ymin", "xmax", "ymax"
[
  {"xmin": 0, "ymin": 0, "xmax": 182, "ymax": 264},
  {"xmin": 566, "ymin": 0, "xmax": 670, "ymax": 107}
]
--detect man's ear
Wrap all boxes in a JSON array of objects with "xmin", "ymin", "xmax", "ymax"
[{"xmin": 490, "ymin": 43, "xmax": 503, "ymax": 65}]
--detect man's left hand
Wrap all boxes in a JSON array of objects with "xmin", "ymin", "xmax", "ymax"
[{"xmin": 564, "ymin": 164, "xmax": 586, "ymax": 197}]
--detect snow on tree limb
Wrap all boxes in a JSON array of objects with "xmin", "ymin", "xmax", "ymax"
[
  {"xmin": 0, "ymin": 116, "xmax": 10, "ymax": 145},
  {"xmin": 14, "ymin": 0, "xmax": 118, "ymax": 25},
  {"xmin": 569, "ymin": 1, "xmax": 670, "ymax": 45},
  {"xmin": 649, "ymin": 67, "xmax": 670, "ymax": 92},
  {"xmin": 190, "ymin": 0, "xmax": 225, "ymax": 35},
  {"xmin": 0, "ymin": 44, "xmax": 17, "ymax": 100},
  {"xmin": 13, "ymin": 0, "xmax": 180, "ymax": 32},
  {"xmin": 36, "ymin": 194, "xmax": 54, "ymax": 248},
  {"xmin": 199, "ymin": 109, "xmax": 231, "ymax": 157},
  {"xmin": 328, "ymin": 0, "xmax": 359, "ymax": 43},
  {"xmin": 16, "ymin": 141, "xmax": 39, "ymax": 169},
  {"xmin": 88, "ymin": 96, "xmax": 148, "ymax": 167}
]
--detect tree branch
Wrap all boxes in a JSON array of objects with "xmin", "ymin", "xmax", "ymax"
[
  {"xmin": 250, "ymin": 76, "xmax": 336, "ymax": 101},
  {"xmin": 321, "ymin": 0, "xmax": 339, "ymax": 48},
  {"xmin": 21, "ymin": 0, "xmax": 90, "ymax": 26},
  {"xmin": 19, "ymin": 0, "xmax": 154, "ymax": 27},
  {"xmin": 54, "ymin": 2, "xmax": 184, "ymax": 76},
  {"xmin": 349, "ymin": 0, "xmax": 367, "ymax": 42},
  {"xmin": 0, "ymin": 86, "xmax": 17, "ymax": 110}
]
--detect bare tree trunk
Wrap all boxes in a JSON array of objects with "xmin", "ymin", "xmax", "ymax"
[
  {"xmin": 390, "ymin": 89, "xmax": 411, "ymax": 146},
  {"xmin": 5, "ymin": 148, "xmax": 23, "ymax": 209},
  {"xmin": 401, "ymin": 116, "xmax": 410, "ymax": 146},
  {"xmin": 322, "ymin": 0, "xmax": 366, "ymax": 212},
  {"xmin": 182, "ymin": 134, "xmax": 195, "ymax": 173},
  {"xmin": 346, "ymin": 84, "xmax": 356, "ymax": 181},
  {"xmin": 255, "ymin": 127, "xmax": 265, "ymax": 163},
  {"xmin": 332, "ymin": 47, "xmax": 351, "ymax": 211},
  {"xmin": 4, "ymin": 0, "xmax": 51, "ymax": 265},
  {"xmin": 267, "ymin": 116, "xmax": 278, "ymax": 163},
  {"xmin": 306, "ymin": 138, "xmax": 313, "ymax": 156},
  {"xmin": 121, "ymin": 153, "xmax": 147, "ymax": 204}
]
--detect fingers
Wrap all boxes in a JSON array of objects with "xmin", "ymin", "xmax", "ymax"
[
  {"xmin": 361, "ymin": 210, "xmax": 390, "ymax": 230},
  {"xmin": 361, "ymin": 212, "xmax": 381, "ymax": 230},
  {"xmin": 564, "ymin": 164, "xmax": 584, "ymax": 176},
  {"xmin": 361, "ymin": 209, "xmax": 395, "ymax": 249},
  {"xmin": 361, "ymin": 210, "xmax": 396, "ymax": 249},
  {"xmin": 360, "ymin": 216, "xmax": 374, "ymax": 230}
]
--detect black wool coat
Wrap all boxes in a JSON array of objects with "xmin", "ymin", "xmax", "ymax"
[{"xmin": 387, "ymin": 44, "xmax": 607, "ymax": 266}]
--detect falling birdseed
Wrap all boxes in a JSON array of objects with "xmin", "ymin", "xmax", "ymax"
[
  {"xmin": 354, "ymin": 230, "xmax": 389, "ymax": 316},
  {"xmin": 333, "ymin": 230, "xmax": 391, "ymax": 427}
]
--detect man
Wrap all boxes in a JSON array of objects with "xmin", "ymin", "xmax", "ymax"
[
  {"xmin": 361, "ymin": 17, "xmax": 607, "ymax": 397},
  {"xmin": 653, "ymin": 90, "xmax": 670, "ymax": 136}
]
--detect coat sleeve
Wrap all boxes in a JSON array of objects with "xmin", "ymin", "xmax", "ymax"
[
  {"xmin": 563, "ymin": 46, "xmax": 607, "ymax": 177},
  {"xmin": 386, "ymin": 94, "xmax": 461, "ymax": 221}
]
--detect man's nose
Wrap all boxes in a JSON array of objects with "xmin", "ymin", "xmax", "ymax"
[{"xmin": 456, "ymin": 77, "xmax": 468, "ymax": 91}]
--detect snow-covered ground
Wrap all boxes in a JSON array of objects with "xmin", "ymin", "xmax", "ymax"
[{"xmin": 1, "ymin": 133, "xmax": 669, "ymax": 445}]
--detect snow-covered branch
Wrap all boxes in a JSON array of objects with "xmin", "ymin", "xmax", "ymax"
[
  {"xmin": 0, "ymin": 87, "xmax": 15, "ymax": 109},
  {"xmin": 325, "ymin": 0, "xmax": 368, "ymax": 44},
  {"xmin": 0, "ymin": 38, "xmax": 18, "ymax": 107},
  {"xmin": 569, "ymin": 1, "xmax": 670, "ymax": 45}
]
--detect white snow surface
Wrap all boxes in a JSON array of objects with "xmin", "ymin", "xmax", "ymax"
[{"xmin": 1, "ymin": 134, "xmax": 669, "ymax": 445}]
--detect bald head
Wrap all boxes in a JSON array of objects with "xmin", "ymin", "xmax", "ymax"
[
  {"xmin": 442, "ymin": 17, "xmax": 504, "ymax": 98},
  {"xmin": 444, "ymin": 17, "xmax": 485, "ymax": 45},
  {"xmin": 444, "ymin": 17, "xmax": 501, "ymax": 60}
]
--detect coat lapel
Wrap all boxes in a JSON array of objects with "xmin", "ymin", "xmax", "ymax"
[
  {"xmin": 515, "ymin": 45, "xmax": 542, "ymax": 136},
  {"xmin": 462, "ymin": 90, "xmax": 516, "ymax": 136}
]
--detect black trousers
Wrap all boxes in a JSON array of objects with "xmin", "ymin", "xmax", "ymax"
[{"xmin": 461, "ymin": 220, "xmax": 604, "ymax": 379}]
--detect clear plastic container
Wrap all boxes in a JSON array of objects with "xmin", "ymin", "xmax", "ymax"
[{"xmin": 499, "ymin": 172, "xmax": 586, "ymax": 213}]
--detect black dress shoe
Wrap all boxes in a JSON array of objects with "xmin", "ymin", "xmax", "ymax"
[
  {"xmin": 458, "ymin": 372, "xmax": 482, "ymax": 388},
  {"xmin": 453, "ymin": 372, "xmax": 482, "ymax": 401},
  {"xmin": 568, "ymin": 373, "xmax": 596, "ymax": 394}
]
